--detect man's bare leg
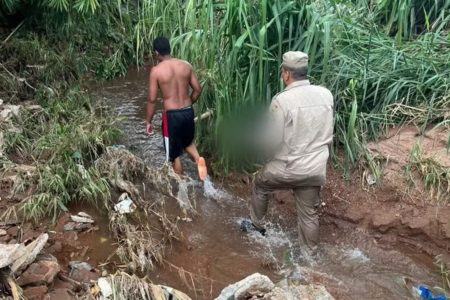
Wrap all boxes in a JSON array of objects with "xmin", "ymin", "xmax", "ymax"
[
  {"xmin": 185, "ymin": 143, "xmax": 207, "ymax": 181},
  {"xmin": 185, "ymin": 143, "xmax": 200, "ymax": 162},
  {"xmin": 172, "ymin": 157, "xmax": 183, "ymax": 175}
]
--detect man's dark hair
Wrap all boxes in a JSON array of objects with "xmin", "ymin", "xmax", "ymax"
[
  {"xmin": 285, "ymin": 66, "xmax": 308, "ymax": 80},
  {"xmin": 153, "ymin": 37, "xmax": 171, "ymax": 56}
]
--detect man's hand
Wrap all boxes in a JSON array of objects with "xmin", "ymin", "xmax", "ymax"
[{"xmin": 146, "ymin": 122, "xmax": 154, "ymax": 136}]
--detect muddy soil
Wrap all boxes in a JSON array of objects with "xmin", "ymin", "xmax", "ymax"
[{"xmin": 323, "ymin": 166, "xmax": 450, "ymax": 261}]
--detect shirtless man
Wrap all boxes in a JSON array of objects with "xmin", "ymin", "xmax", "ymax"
[{"xmin": 146, "ymin": 37, "xmax": 207, "ymax": 180}]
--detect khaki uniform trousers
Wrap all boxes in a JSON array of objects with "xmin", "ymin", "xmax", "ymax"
[{"xmin": 250, "ymin": 161, "xmax": 321, "ymax": 249}]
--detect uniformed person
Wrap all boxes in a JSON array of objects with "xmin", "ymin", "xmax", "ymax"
[{"xmin": 247, "ymin": 51, "xmax": 334, "ymax": 251}]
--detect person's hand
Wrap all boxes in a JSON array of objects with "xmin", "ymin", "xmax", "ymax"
[{"xmin": 146, "ymin": 122, "xmax": 154, "ymax": 136}]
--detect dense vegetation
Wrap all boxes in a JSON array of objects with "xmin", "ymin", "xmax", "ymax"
[
  {"xmin": 1, "ymin": 0, "xmax": 449, "ymax": 221},
  {"xmin": 145, "ymin": 0, "xmax": 450, "ymax": 175}
]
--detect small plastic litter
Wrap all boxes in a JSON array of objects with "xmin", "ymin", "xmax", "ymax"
[
  {"xmin": 98, "ymin": 277, "xmax": 113, "ymax": 298},
  {"xmin": 0, "ymin": 105, "xmax": 21, "ymax": 122},
  {"xmin": 114, "ymin": 193, "xmax": 137, "ymax": 214},
  {"xmin": 77, "ymin": 164, "xmax": 88, "ymax": 179},
  {"xmin": 415, "ymin": 286, "xmax": 447, "ymax": 300},
  {"xmin": 365, "ymin": 172, "xmax": 377, "ymax": 185},
  {"xmin": 72, "ymin": 151, "xmax": 82, "ymax": 164}
]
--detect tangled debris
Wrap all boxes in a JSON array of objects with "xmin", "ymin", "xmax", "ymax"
[
  {"xmin": 94, "ymin": 146, "xmax": 202, "ymax": 273},
  {"xmin": 95, "ymin": 146, "xmax": 200, "ymax": 212},
  {"xmin": 87, "ymin": 272, "xmax": 192, "ymax": 300}
]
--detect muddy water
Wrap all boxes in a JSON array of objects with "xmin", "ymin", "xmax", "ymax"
[{"xmin": 90, "ymin": 67, "xmax": 444, "ymax": 299}]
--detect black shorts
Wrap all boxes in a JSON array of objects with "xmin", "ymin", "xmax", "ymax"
[{"xmin": 162, "ymin": 106, "xmax": 195, "ymax": 162}]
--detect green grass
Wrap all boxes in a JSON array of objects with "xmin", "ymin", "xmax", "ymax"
[
  {"xmin": 406, "ymin": 141, "xmax": 450, "ymax": 202},
  {"xmin": 1, "ymin": 88, "xmax": 120, "ymax": 222}
]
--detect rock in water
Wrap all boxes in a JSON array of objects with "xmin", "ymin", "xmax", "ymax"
[
  {"xmin": 11, "ymin": 233, "xmax": 48, "ymax": 273},
  {"xmin": 70, "ymin": 214, "xmax": 94, "ymax": 223},
  {"xmin": 23, "ymin": 285, "xmax": 48, "ymax": 300},
  {"xmin": 215, "ymin": 273, "xmax": 275, "ymax": 300},
  {"xmin": 69, "ymin": 261, "xmax": 92, "ymax": 271},
  {"xmin": 17, "ymin": 259, "xmax": 60, "ymax": 286},
  {"xmin": 0, "ymin": 244, "xmax": 25, "ymax": 268}
]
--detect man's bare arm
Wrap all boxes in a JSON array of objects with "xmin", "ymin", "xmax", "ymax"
[
  {"xmin": 189, "ymin": 70, "xmax": 202, "ymax": 103},
  {"xmin": 147, "ymin": 68, "xmax": 158, "ymax": 123}
]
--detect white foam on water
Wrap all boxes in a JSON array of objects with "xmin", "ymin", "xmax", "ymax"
[
  {"xmin": 236, "ymin": 218, "xmax": 291, "ymax": 248},
  {"xmin": 203, "ymin": 177, "xmax": 232, "ymax": 200},
  {"xmin": 176, "ymin": 179, "xmax": 194, "ymax": 211}
]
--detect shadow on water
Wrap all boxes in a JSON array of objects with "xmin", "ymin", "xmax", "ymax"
[{"xmin": 88, "ymin": 67, "xmax": 443, "ymax": 299}]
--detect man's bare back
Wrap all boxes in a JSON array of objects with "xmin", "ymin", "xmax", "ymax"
[{"xmin": 150, "ymin": 59, "xmax": 202, "ymax": 110}]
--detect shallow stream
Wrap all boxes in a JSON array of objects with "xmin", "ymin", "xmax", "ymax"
[{"xmin": 88, "ymin": 67, "xmax": 444, "ymax": 299}]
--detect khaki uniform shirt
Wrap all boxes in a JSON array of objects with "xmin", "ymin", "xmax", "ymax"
[{"xmin": 265, "ymin": 79, "xmax": 334, "ymax": 186}]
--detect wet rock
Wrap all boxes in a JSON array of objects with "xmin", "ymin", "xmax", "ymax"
[
  {"xmin": 0, "ymin": 243, "xmax": 25, "ymax": 268},
  {"xmin": 287, "ymin": 269, "xmax": 309, "ymax": 285},
  {"xmin": 48, "ymin": 241, "xmax": 62, "ymax": 254},
  {"xmin": 0, "ymin": 235, "xmax": 10, "ymax": 243},
  {"xmin": 264, "ymin": 283, "xmax": 335, "ymax": 300},
  {"xmin": 63, "ymin": 222, "xmax": 76, "ymax": 231},
  {"xmin": 70, "ymin": 269, "xmax": 100, "ymax": 283},
  {"xmin": 23, "ymin": 285, "xmax": 48, "ymax": 300},
  {"xmin": 48, "ymin": 288, "xmax": 75, "ymax": 300},
  {"xmin": 69, "ymin": 261, "xmax": 92, "ymax": 271},
  {"xmin": 215, "ymin": 273, "xmax": 275, "ymax": 300},
  {"xmin": 37, "ymin": 253, "xmax": 58, "ymax": 263},
  {"xmin": 262, "ymin": 286, "xmax": 288, "ymax": 299},
  {"xmin": 68, "ymin": 261, "xmax": 99, "ymax": 283},
  {"xmin": 23, "ymin": 228, "xmax": 41, "ymax": 242},
  {"xmin": 7, "ymin": 226, "xmax": 19, "ymax": 237},
  {"xmin": 63, "ymin": 222, "xmax": 91, "ymax": 232},
  {"xmin": 295, "ymin": 284, "xmax": 335, "ymax": 299},
  {"xmin": 11, "ymin": 233, "xmax": 49, "ymax": 273},
  {"xmin": 70, "ymin": 212, "xmax": 94, "ymax": 224},
  {"xmin": 62, "ymin": 231, "xmax": 78, "ymax": 245},
  {"xmin": 17, "ymin": 259, "xmax": 60, "ymax": 286},
  {"xmin": 77, "ymin": 212, "xmax": 93, "ymax": 219}
]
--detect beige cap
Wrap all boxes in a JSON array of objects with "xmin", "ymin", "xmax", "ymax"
[{"xmin": 281, "ymin": 51, "xmax": 308, "ymax": 69}]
